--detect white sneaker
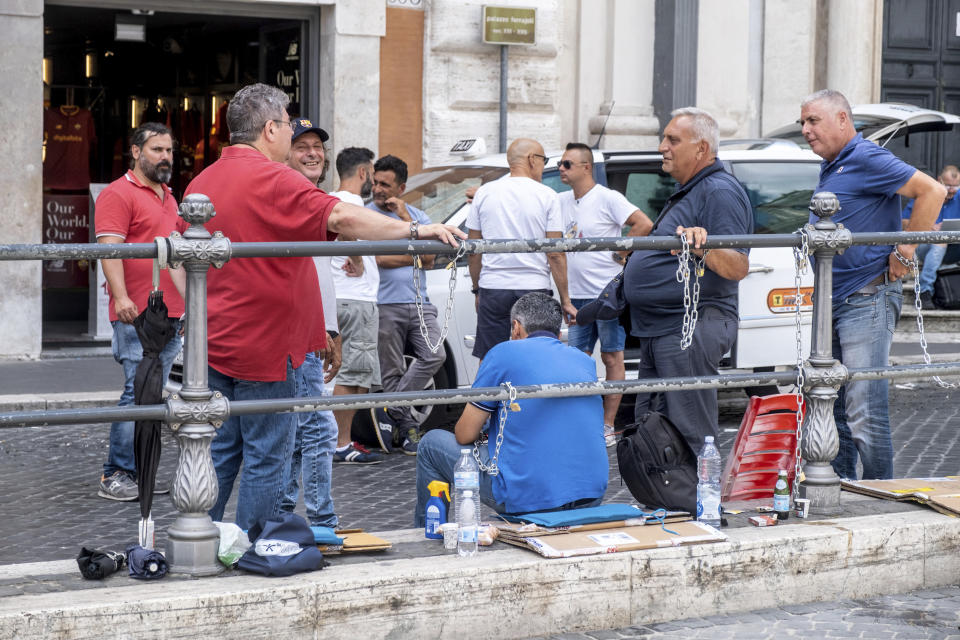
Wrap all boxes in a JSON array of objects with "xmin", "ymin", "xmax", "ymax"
[{"xmin": 604, "ymin": 425, "xmax": 616, "ymax": 448}]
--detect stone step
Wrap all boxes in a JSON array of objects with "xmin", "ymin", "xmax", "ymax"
[{"xmin": 897, "ymin": 306, "xmax": 960, "ymax": 333}]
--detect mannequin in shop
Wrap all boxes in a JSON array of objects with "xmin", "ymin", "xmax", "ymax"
[
  {"xmin": 94, "ymin": 122, "xmax": 186, "ymax": 501},
  {"xmin": 184, "ymin": 82, "xmax": 464, "ymax": 530}
]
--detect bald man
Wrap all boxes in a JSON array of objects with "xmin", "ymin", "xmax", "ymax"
[{"xmin": 467, "ymin": 138, "xmax": 576, "ymax": 360}]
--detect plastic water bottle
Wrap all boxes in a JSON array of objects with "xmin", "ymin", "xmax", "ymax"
[
  {"xmin": 453, "ymin": 448, "xmax": 480, "ymax": 521},
  {"xmin": 457, "ymin": 490, "xmax": 479, "ymax": 556},
  {"xmin": 696, "ymin": 435, "xmax": 722, "ymax": 527}
]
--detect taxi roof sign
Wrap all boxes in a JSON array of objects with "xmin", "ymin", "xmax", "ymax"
[
  {"xmin": 482, "ymin": 6, "xmax": 536, "ymax": 45},
  {"xmin": 450, "ymin": 137, "xmax": 487, "ymax": 158}
]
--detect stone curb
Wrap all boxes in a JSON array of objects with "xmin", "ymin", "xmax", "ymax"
[
  {"xmin": 0, "ymin": 511, "xmax": 957, "ymax": 639},
  {"xmin": 0, "ymin": 392, "xmax": 117, "ymax": 414}
]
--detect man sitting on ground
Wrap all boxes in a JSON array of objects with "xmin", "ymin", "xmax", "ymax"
[{"xmin": 414, "ymin": 292, "xmax": 608, "ymax": 526}]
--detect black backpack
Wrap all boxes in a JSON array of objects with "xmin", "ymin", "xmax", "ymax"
[{"xmin": 616, "ymin": 411, "xmax": 698, "ymax": 514}]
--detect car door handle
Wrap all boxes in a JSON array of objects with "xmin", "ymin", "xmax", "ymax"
[
  {"xmin": 464, "ymin": 335, "xmax": 476, "ymax": 348},
  {"xmin": 748, "ymin": 264, "xmax": 775, "ymax": 274}
]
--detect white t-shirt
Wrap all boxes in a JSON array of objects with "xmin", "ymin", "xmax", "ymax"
[
  {"xmin": 559, "ymin": 184, "xmax": 638, "ymax": 298},
  {"xmin": 328, "ymin": 190, "xmax": 380, "ymax": 303},
  {"xmin": 466, "ymin": 176, "xmax": 563, "ymax": 290}
]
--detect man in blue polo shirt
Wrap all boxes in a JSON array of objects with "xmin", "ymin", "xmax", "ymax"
[
  {"xmin": 800, "ymin": 89, "xmax": 945, "ymax": 480},
  {"xmin": 622, "ymin": 107, "xmax": 753, "ymax": 454},
  {"xmin": 413, "ymin": 292, "xmax": 607, "ymax": 524},
  {"xmin": 901, "ymin": 165, "xmax": 960, "ymax": 309}
]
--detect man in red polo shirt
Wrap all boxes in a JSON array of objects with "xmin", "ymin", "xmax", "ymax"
[
  {"xmin": 185, "ymin": 83, "xmax": 464, "ymax": 529},
  {"xmin": 95, "ymin": 122, "xmax": 186, "ymax": 501}
]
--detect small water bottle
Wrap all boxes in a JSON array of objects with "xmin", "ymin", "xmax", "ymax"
[
  {"xmin": 696, "ymin": 435, "xmax": 722, "ymax": 527},
  {"xmin": 457, "ymin": 490, "xmax": 479, "ymax": 557},
  {"xmin": 453, "ymin": 448, "xmax": 480, "ymax": 521}
]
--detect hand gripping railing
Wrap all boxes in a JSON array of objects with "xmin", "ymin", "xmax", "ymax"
[{"xmin": 3, "ymin": 191, "xmax": 960, "ymax": 573}]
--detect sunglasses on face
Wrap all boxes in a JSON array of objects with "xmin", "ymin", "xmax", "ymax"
[
  {"xmin": 559, "ymin": 160, "xmax": 588, "ymax": 170},
  {"xmin": 529, "ymin": 153, "xmax": 548, "ymax": 166}
]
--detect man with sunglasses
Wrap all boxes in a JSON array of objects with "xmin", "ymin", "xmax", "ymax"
[
  {"xmin": 900, "ymin": 164, "xmax": 960, "ymax": 309},
  {"xmin": 559, "ymin": 142, "xmax": 653, "ymax": 445},
  {"xmin": 467, "ymin": 137, "xmax": 576, "ymax": 361}
]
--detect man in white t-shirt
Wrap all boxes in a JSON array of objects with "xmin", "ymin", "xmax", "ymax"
[
  {"xmin": 467, "ymin": 138, "xmax": 575, "ymax": 360},
  {"xmin": 559, "ymin": 142, "xmax": 653, "ymax": 444},
  {"xmin": 329, "ymin": 147, "xmax": 384, "ymax": 464}
]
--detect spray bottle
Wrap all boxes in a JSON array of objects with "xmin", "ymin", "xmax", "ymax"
[{"xmin": 425, "ymin": 480, "xmax": 451, "ymax": 539}]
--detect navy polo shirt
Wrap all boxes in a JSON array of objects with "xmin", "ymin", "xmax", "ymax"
[
  {"xmin": 624, "ymin": 160, "xmax": 753, "ymax": 337},
  {"xmin": 810, "ymin": 134, "xmax": 915, "ymax": 302}
]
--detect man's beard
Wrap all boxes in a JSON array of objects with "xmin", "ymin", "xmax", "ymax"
[
  {"xmin": 141, "ymin": 156, "xmax": 173, "ymax": 184},
  {"xmin": 360, "ymin": 175, "xmax": 373, "ymax": 199}
]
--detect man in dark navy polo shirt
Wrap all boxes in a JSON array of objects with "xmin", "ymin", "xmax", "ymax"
[
  {"xmin": 623, "ymin": 107, "xmax": 753, "ymax": 453},
  {"xmin": 800, "ymin": 89, "xmax": 945, "ymax": 480}
]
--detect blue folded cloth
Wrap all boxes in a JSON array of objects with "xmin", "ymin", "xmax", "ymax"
[
  {"xmin": 310, "ymin": 526, "xmax": 345, "ymax": 545},
  {"xmin": 499, "ymin": 504, "xmax": 646, "ymax": 527}
]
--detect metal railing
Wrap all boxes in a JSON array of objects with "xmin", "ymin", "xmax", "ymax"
[{"xmin": 2, "ymin": 191, "xmax": 960, "ymax": 574}]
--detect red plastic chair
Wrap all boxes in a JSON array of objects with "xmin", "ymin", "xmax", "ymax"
[{"xmin": 721, "ymin": 393, "xmax": 805, "ymax": 502}]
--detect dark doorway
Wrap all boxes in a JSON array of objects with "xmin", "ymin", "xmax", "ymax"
[{"xmin": 882, "ymin": 0, "xmax": 960, "ymax": 175}]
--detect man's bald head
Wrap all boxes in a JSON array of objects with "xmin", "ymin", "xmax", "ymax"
[
  {"xmin": 940, "ymin": 165, "xmax": 960, "ymax": 201},
  {"xmin": 506, "ymin": 138, "xmax": 547, "ymax": 181}
]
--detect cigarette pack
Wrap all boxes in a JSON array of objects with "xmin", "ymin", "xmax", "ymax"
[{"xmin": 748, "ymin": 515, "xmax": 778, "ymax": 527}]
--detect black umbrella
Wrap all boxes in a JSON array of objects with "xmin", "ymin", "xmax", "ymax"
[{"xmin": 132, "ymin": 288, "xmax": 178, "ymax": 548}]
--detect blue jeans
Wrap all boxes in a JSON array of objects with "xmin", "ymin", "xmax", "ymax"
[
  {"xmin": 831, "ymin": 278, "xmax": 902, "ymax": 480},
  {"xmin": 414, "ymin": 429, "xmax": 602, "ymax": 527},
  {"xmin": 280, "ymin": 353, "xmax": 338, "ymax": 528},
  {"xmin": 567, "ymin": 298, "xmax": 627, "ymax": 353},
  {"xmin": 103, "ymin": 319, "xmax": 182, "ymax": 478},
  {"xmin": 207, "ymin": 360, "xmax": 297, "ymax": 531},
  {"xmin": 915, "ymin": 243, "xmax": 947, "ymax": 295}
]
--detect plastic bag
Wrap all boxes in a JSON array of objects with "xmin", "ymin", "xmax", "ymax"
[{"xmin": 214, "ymin": 521, "xmax": 252, "ymax": 568}]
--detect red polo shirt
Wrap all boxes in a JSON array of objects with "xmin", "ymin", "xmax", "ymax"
[
  {"xmin": 185, "ymin": 145, "xmax": 339, "ymax": 382},
  {"xmin": 94, "ymin": 171, "xmax": 185, "ymax": 322}
]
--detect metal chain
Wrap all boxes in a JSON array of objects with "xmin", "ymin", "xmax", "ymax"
[
  {"xmin": 473, "ymin": 382, "xmax": 518, "ymax": 476},
  {"xmin": 791, "ymin": 228, "xmax": 811, "ymax": 502},
  {"xmin": 908, "ymin": 253, "xmax": 958, "ymax": 388},
  {"xmin": 413, "ymin": 241, "xmax": 467, "ymax": 353},
  {"xmin": 676, "ymin": 234, "xmax": 705, "ymax": 350}
]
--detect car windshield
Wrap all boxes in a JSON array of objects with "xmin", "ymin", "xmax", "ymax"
[
  {"xmin": 771, "ymin": 115, "xmax": 910, "ymax": 147},
  {"xmin": 729, "ymin": 161, "xmax": 822, "ymax": 234},
  {"xmin": 402, "ymin": 166, "xmax": 509, "ymax": 224}
]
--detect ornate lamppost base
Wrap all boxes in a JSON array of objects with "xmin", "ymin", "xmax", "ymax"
[{"xmin": 166, "ymin": 514, "xmax": 223, "ymax": 576}]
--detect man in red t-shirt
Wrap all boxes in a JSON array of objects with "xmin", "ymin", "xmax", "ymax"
[
  {"xmin": 94, "ymin": 122, "xmax": 186, "ymax": 501},
  {"xmin": 185, "ymin": 83, "xmax": 464, "ymax": 529}
]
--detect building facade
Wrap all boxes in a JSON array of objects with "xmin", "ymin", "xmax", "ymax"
[{"xmin": 0, "ymin": 0, "xmax": 901, "ymax": 357}]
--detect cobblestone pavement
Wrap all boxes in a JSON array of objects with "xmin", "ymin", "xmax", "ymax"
[
  {"xmin": 0, "ymin": 384, "xmax": 958, "ymax": 638},
  {"xmin": 530, "ymin": 587, "xmax": 960, "ymax": 639}
]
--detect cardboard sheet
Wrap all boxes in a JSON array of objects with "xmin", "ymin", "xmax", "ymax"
[
  {"xmin": 840, "ymin": 476, "xmax": 960, "ymax": 517},
  {"xmin": 319, "ymin": 531, "xmax": 392, "ymax": 555},
  {"xmin": 518, "ymin": 521, "xmax": 725, "ymax": 558}
]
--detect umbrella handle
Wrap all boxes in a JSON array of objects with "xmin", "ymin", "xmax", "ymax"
[
  {"xmin": 139, "ymin": 515, "xmax": 155, "ymax": 550},
  {"xmin": 152, "ymin": 236, "xmax": 169, "ymax": 293}
]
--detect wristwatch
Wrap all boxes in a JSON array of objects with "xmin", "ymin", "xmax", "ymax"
[
  {"xmin": 327, "ymin": 330, "xmax": 339, "ymax": 340},
  {"xmin": 410, "ymin": 220, "xmax": 420, "ymax": 240}
]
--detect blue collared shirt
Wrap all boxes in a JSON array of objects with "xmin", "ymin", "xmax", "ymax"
[
  {"xmin": 811, "ymin": 133, "xmax": 915, "ymax": 301},
  {"xmin": 901, "ymin": 193, "xmax": 960, "ymax": 225}
]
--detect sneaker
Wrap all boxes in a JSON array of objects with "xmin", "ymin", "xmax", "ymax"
[
  {"xmin": 334, "ymin": 442, "xmax": 384, "ymax": 465},
  {"xmin": 98, "ymin": 471, "xmax": 139, "ymax": 501},
  {"xmin": 372, "ymin": 407, "xmax": 395, "ymax": 453},
  {"xmin": 400, "ymin": 427, "xmax": 421, "ymax": 456},
  {"xmin": 604, "ymin": 425, "xmax": 617, "ymax": 448},
  {"xmin": 920, "ymin": 291, "xmax": 937, "ymax": 310}
]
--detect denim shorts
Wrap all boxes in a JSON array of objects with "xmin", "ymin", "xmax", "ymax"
[{"xmin": 567, "ymin": 298, "xmax": 626, "ymax": 353}]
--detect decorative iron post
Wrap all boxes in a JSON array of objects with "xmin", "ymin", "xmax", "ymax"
[
  {"xmin": 799, "ymin": 192, "xmax": 851, "ymax": 515},
  {"xmin": 164, "ymin": 194, "xmax": 231, "ymax": 575}
]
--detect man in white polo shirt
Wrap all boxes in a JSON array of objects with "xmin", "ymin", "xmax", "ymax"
[
  {"xmin": 559, "ymin": 142, "xmax": 652, "ymax": 445},
  {"xmin": 329, "ymin": 147, "xmax": 383, "ymax": 464},
  {"xmin": 467, "ymin": 137, "xmax": 575, "ymax": 361}
]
